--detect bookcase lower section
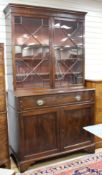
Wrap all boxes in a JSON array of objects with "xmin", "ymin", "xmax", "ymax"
[{"xmin": 8, "ymin": 89, "xmax": 95, "ymax": 172}]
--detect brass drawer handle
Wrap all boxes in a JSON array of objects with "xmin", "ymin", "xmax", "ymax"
[
  {"xmin": 36, "ymin": 99, "xmax": 44, "ymax": 106},
  {"xmin": 75, "ymin": 95, "xmax": 81, "ymax": 101}
]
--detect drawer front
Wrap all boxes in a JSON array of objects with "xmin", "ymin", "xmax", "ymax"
[
  {"xmin": 18, "ymin": 90, "xmax": 95, "ymax": 110},
  {"xmin": 0, "ymin": 113, "xmax": 9, "ymax": 160}
]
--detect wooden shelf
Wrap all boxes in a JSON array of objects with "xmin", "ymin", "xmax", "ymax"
[
  {"xmin": 15, "ymin": 44, "xmax": 49, "ymax": 48},
  {"xmin": 16, "ymin": 72, "xmax": 50, "ymax": 77},
  {"xmin": 15, "ymin": 56, "xmax": 49, "ymax": 61}
]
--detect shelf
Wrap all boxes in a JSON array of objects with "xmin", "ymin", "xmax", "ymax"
[
  {"xmin": 15, "ymin": 44, "xmax": 50, "ymax": 49},
  {"xmin": 55, "ymin": 71, "xmax": 82, "ymax": 75},
  {"xmin": 57, "ymin": 58, "xmax": 82, "ymax": 61},
  {"xmin": 15, "ymin": 56, "xmax": 49, "ymax": 61},
  {"xmin": 53, "ymin": 45, "xmax": 83, "ymax": 49},
  {"xmin": 16, "ymin": 71, "xmax": 82, "ymax": 77},
  {"xmin": 15, "ymin": 57, "xmax": 81, "ymax": 61},
  {"xmin": 16, "ymin": 72, "xmax": 50, "ymax": 77},
  {"xmin": 15, "ymin": 44, "xmax": 82, "ymax": 49}
]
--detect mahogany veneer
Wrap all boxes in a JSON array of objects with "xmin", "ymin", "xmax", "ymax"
[
  {"xmin": 86, "ymin": 80, "xmax": 102, "ymax": 148},
  {"xmin": 0, "ymin": 44, "xmax": 10, "ymax": 168},
  {"xmin": 4, "ymin": 4, "xmax": 95, "ymax": 172}
]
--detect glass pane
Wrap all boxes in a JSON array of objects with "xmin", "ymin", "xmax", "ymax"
[
  {"xmin": 53, "ymin": 19, "xmax": 84, "ymax": 88},
  {"xmin": 14, "ymin": 16, "xmax": 50, "ymax": 89}
]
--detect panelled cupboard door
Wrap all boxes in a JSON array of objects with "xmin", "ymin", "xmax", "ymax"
[
  {"xmin": 20, "ymin": 108, "xmax": 60, "ymax": 159},
  {"xmin": 60, "ymin": 104, "xmax": 94, "ymax": 151}
]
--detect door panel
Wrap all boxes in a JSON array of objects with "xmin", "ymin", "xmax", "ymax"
[
  {"xmin": 21, "ymin": 108, "xmax": 60, "ymax": 158},
  {"xmin": 61, "ymin": 104, "xmax": 94, "ymax": 150},
  {"xmin": 14, "ymin": 16, "xmax": 51, "ymax": 89},
  {"xmin": 53, "ymin": 18, "xmax": 84, "ymax": 88}
]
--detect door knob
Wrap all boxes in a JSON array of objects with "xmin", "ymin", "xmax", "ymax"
[
  {"xmin": 75, "ymin": 95, "xmax": 81, "ymax": 101},
  {"xmin": 36, "ymin": 99, "xmax": 44, "ymax": 106}
]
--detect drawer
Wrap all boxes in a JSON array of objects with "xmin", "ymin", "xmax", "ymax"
[{"xmin": 18, "ymin": 90, "xmax": 95, "ymax": 110}]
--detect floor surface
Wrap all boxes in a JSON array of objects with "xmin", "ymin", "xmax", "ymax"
[{"xmin": 11, "ymin": 149, "xmax": 102, "ymax": 173}]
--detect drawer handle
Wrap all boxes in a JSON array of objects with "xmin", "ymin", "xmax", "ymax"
[
  {"xmin": 75, "ymin": 95, "xmax": 81, "ymax": 101},
  {"xmin": 36, "ymin": 99, "xmax": 44, "ymax": 106}
]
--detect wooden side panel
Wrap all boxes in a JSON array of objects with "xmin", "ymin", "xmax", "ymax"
[
  {"xmin": 0, "ymin": 114, "xmax": 9, "ymax": 161},
  {"xmin": 0, "ymin": 44, "xmax": 10, "ymax": 168},
  {"xmin": 0, "ymin": 44, "xmax": 5, "ymax": 92},
  {"xmin": 85, "ymin": 80, "xmax": 102, "ymax": 148}
]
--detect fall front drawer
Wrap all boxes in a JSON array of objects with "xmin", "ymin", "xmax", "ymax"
[{"xmin": 17, "ymin": 89, "xmax": 95, "ymax": 110}]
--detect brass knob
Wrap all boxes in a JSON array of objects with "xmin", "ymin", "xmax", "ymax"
[
  {"xmin": 36, "ymin": 99, "xmax": 44, "ymax": 106},
  {"xmin": 75, "ymin": 95, "xmax": 81, "ymax": 101}
]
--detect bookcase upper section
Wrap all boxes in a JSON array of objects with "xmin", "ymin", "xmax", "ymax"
[{"xmin": 4, "ymin": 4, "xmax": 86, "ymax": 90}]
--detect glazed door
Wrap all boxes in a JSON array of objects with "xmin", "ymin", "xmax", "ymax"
[
  {"xmin": 20, "ymin": 108, "xmax": 60, "ymax": 159},
  {"xmin": 14, "ymin": 16, "xmax": 51, "ymax": 89},
  {"xmin": 60, "ymin": 104, "xmax": 94, "ymax": 151},
  {"xmin": 13, "ymin": 15, "xmax": 84, "ymax": 90},
  {"xmin": 53, "ymin": 18, "xmax": 84, "ymax": 88}
]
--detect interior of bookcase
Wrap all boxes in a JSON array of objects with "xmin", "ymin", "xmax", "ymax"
[{"xmin": 14, "ymin": 16, "xmax": 84, "ymax": 89}]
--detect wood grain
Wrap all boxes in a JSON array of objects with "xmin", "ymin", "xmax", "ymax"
[
  {"xmin": 0, "ymin": 44, "xmax": 10, "ymax": 168},
  {"xmin": 85, "ymin": 80, "xmax": 102, "ymax": 148}
]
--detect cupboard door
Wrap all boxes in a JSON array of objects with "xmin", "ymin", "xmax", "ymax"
[
  {"xmin": 20, "ymin": 108, "xmax": 60, "ymax": 159},
  {"xmin": 60, "ymin": 104, "xmax": 94, "ymax": 151}
]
